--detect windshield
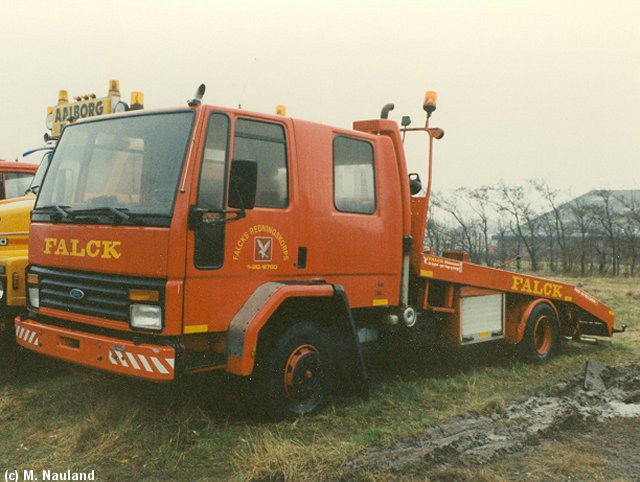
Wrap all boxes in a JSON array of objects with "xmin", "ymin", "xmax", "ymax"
[
  {"xmin": 34, "ymin": 111, "xmax": 194, "ymax": 226},
  {"xmin": 25, "ymin": 150, "xmax": 53, "ymax": 194}
]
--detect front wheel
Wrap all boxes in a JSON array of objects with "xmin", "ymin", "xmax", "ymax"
[
  {"xmin": 253, "ymin": 321, "xmax": 334, "ymax": 420},
  {"xmin": 519, "ymin": 303, "xmax": 559, "ymax": 363}
]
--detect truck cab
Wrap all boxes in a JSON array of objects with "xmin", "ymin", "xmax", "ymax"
[{"xmin": 0, "ymin": 161, "xmax": 38, "ymax": 201}]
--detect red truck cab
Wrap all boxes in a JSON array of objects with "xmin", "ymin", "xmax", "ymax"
[{"xmin": 0, "ymin": 161, "xmax": 38, "ymax": 201}]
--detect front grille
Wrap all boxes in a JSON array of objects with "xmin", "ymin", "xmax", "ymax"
[{"xmin": 30, "ymin": 265, "xmax": 165, "ymax": 323}]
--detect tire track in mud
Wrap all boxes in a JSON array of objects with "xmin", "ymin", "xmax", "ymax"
[{"xmin": 341, "ymin": 362, "xmax": 640, "ymax": 479}]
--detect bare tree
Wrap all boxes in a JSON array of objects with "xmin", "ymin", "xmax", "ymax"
[
  {"xmin": 494, "ymin": 219, "xmax": 511, "ymax": 267},
  {"xmin": 592, "ymin": 190, "xmax": 622, "ymax": 275},
  {"xmin": 462, "ymin": 186, "xmax": 495, "ymax": 266},
  {"xmin": 494, "ymin": 181, "xmax": 543, "ymax": 271},
  {"xmin": 533, "ymin": 180, "xmax": 572, "ymax": 273},
  {"xmin": 425, "ymin": 182, "xmax": 638, "ymax": 278},
  {"xmin": 431, "ymin": 191, "xmax": 477, "ymax": 257},
  {"xmin": 569, "ymin": 196, "xmax": 597, "ymax": 276},
  {"xmin": 617, "ymin": 193, "xmax": 640, "ymax": 275},
  {"xmin": 431, "ymin": 189, "xmax": 492, "ymax": 261},
  {"xmin": 425, "ymin": 200, "xmax": 445, "ymax": 254},
  {"xmin": 538, "ymin": 209, "xmax": 557, "ymax": 272}
]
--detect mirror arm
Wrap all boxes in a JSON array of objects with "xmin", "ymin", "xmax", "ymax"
[
  {"xmin": 211, "ymin": 208, "xmax": 246, "ymax": 224},
  {"xmin": 188, "ymin": 205, "xmax": 246, "ymax": 228}
]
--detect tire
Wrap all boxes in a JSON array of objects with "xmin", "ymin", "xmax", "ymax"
[
  {"xmin": 519, "ymin": 303, "xmax": 559, "ymax": 363},
  {"xmin": 253, "ymin": 321, "xmax": 334, "ymax": 420}
]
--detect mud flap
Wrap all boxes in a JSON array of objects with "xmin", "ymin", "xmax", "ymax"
[{"xmin": 330, "ymin": 285, "xmax": 370, "ymax": 400}]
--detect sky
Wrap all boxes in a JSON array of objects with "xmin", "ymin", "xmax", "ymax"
[{"xmin": 1, "ymin": 0, "xmax": 638, "ymax": 199}]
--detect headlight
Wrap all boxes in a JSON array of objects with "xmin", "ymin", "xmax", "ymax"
[
  {"xmin": 28, "ymin": 286, "xmax": 40, "ymax": 308},
  {"xmin": 0, "ymin": 280, "xmax": 5, "ymax": 301},
  {"xmin": 130, "ymin": 304, "xmax": 162, "ymax": 330}
]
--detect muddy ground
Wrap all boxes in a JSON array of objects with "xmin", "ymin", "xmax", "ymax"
[{"xmin": 342, "ymin": 362, "xmax": 640, "ymax": 481}]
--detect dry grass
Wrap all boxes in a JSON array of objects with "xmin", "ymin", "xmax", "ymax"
[
  {"xmin": 230, "ymin": 429, "xmax": 353, "ymax": 482},
  {"xmin": 0, "ymin": 275, "xmax": 637, "ymax": 481}
]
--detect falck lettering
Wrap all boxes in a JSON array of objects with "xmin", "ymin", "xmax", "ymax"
[{"xmin": 43, "ymin": 238, "xmax": 122, "ymax": 259}]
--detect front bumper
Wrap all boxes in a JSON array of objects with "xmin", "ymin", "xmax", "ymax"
[{"xmin": 15, "ymin": 318, "xmax": 176, "ymax": 381}]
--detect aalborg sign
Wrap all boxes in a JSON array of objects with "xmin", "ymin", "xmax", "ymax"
[{"xmin": 51, "ymin": 97, "xmax": 113, "ymax": 137}]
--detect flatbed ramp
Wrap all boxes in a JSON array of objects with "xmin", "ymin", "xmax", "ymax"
[{"xmin": 416, "ymin": 253, "xmax": 615, "ymax": 341}]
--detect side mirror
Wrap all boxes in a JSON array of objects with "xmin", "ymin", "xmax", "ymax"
[
  {"xmin": 409, "ymin": 173, "xmax": 422, "ymax": 195},
  {"xmin": 228, "ymin": 159, "xmax": 257, "ymax": 209}
]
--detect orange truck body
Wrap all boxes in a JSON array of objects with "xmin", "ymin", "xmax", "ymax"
[{"xmin": 15, "ymin": 96, "xmax": 619, "ymax": 416}]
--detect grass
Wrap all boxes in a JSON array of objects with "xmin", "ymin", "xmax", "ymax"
[{"xmin": 0, "ymin": 275, "xmax": 637, "ymax": 481}]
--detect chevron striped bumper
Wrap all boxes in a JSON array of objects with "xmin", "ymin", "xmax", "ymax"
[{"xmin": 15, "ymin": 318, "xmax": 176, "ymax": 381}]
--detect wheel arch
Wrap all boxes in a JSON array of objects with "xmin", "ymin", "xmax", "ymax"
[
  {"xmin": 225, "ymin": 282, "xmax": 368, "ymax": 397},
  {"xmin": 507, "ymin": 296, "xmax": 560, "ymax": 345}
]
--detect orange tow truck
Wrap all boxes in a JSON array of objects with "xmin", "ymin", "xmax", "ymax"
[{"xmin": 16, "ymin": 87, "xmax": 623, "ymax": 418}]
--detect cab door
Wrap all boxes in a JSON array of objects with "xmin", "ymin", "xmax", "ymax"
[{"xmin": 183, "ymin": 111, "xmax": 300, "ymax": 334}]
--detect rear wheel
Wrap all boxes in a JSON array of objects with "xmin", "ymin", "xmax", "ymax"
[
  {"xmin": 254, "ymin": 321, "xmax": 334, "ymax": 420},
  {"xmin": 520, "ymin": 304, "xmax": 559, "ymax": 362}
]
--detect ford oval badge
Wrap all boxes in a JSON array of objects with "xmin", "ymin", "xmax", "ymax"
[{"xmin": 69, "ymin": 288, "xmax": 85, "ymax": 300}]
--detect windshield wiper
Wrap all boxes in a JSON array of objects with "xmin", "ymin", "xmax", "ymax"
[
  {"xmin": 32, "ymin": 204, "xmax": 72, "ymax": 221},
  {"xmin": 33, "ymin": 205, "xmax": 171, "ymax": 226},
  {"xmin": 70, "ymin": 207, "xmax": 133, "ymax": 224}
]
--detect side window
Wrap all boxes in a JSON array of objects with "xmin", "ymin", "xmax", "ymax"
[
  {"xmin": 333, "ymin": 136, "xmax": 376, "ymax": 214},
  {"xmin": 233, "ymin": 119, "xmax": 288, "ymax": 208},
  {"xmin": 197, "ymin": 114, "xmax": 229, "ymax": 210},
  {"xmin": 4, "ymin": 173, "xmax": 34, "ymax": 199},
  {"xmin": 194, "ymin": 113, "xmax": 230, "ymax": 269}
]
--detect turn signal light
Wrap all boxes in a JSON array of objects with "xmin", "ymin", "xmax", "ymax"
[{"xmin": 129, "ymin": 289, "xmax": 160, "ymax": 302}]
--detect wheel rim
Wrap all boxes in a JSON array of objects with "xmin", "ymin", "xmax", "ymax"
[
  {"xmin": 533, "ymin": 315, "xmax": 553, "ymax": 355},
  {"xmin": 284, "ymin": 344, "xmax": 323, "ymax": 404}
]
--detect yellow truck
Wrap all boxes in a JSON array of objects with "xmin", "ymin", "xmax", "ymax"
[
  {"xmin": 0, "ymin": 154, "xmax": 47, "ymax": 332},
  {"xmin": 0, "ymin": 81, "xmax": 143, "ymax": 334}
]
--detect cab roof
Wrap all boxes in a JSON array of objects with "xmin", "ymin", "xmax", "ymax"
[{"xmin": 0, "ymin": 161, "xmax": 38, "ymax": 174}]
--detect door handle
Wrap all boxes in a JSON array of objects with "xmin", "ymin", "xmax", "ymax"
[{"xmin": 296, "ymin": 247, "xmax": 307, "ymax": 269}]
